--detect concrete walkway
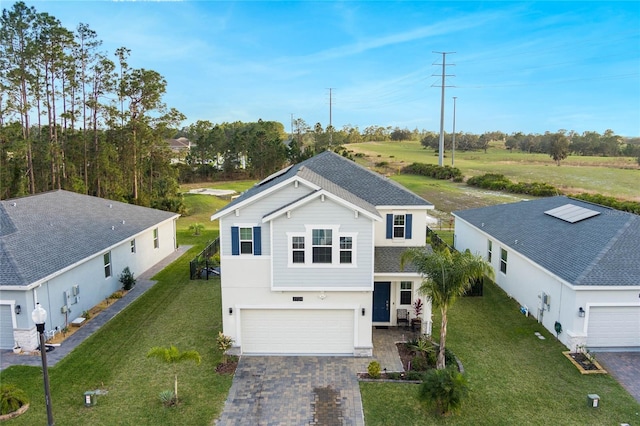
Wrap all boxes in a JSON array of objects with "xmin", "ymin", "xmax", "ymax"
[
  {"xmin": 215, "ymin": 327, "xmax": 413, "ymax": 425},
  {"xmin": 0, "ymin": 246, "xmax": 191, "ymax": 371},
  {"xmin": 596, "ymin": 352, "xmax": 640, "ymax": 404}
]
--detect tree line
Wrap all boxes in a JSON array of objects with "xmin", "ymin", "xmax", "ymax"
[{"xmin": 0, "ymin": 2, "xmax": 183, "ymax": 206}]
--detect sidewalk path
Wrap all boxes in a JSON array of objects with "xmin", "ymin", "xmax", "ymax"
[{"xmin": 0, "ymin": 246, "xmax": 191, "ymax": 371}]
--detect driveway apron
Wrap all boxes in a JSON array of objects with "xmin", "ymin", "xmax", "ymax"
[
  {"xmin": 216, "ymin": 356, "xmax": 366, "ymax": 426},
  {"xmin": 596, "ymin": 352, "xmax": 640, "ymax": 403}
]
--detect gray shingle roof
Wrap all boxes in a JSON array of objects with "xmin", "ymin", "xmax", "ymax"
[
  {"xmin": 374, "ymin": 246, "xmax": 432, "ymax": 274},
  {"xmin": 453, "ymin": 196, "xmax": 640, "ymax": 286},
  {"xmin": 0, "ymin": 190, "xmax": 178, "ymax": 287},
  {"xmin": 217, "ymin": 151, "xmax": 432, "ymax": 216}
]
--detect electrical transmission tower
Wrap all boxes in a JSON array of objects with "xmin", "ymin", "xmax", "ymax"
[{"xmin": 432, "ymin": 51, "xmax": 455, "ymax": 166}]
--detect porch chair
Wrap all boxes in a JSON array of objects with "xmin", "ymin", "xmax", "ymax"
[{"xmin": 397, "ymin": 309, "xmax": 410, "ymax": 328}]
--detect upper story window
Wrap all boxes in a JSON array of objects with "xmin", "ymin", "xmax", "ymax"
[
  {"xmin": 386, "ymin": 213, "xmax": 413, "ymax": 240},
  {"xmin": 131, "ymin": 239, "xmax": 136, "ymax": 254},
  {"xmin": 239, "ymin": 227, "xmax": 254, "ymax": 254},
  {"xmin": 339, "ymin": 236, "xmax": 353, "ymax": 264},
  {"xmin": 487, "ymin": 240, "xmax": 492, "ymax": 263},
  {"xmin": 292, "ymin": 236, "xmax": 305, "ymax": 263},
  {"xmin": 312, "ymin": 229, "xmax": 332, "ymax": 263},
  {"xmin": 500, "ymin": 248, "xmax": 508, "ymax": 274},
  {"xmin": 400, "ymin": 281, "xmax": 412, "ymax": 305},
  {"xmin": 153, "ymin": 228, "xmax": 159, "ymax": 249},
  {"xmin": 104, "ymin": 252, "xmax": 112, "ymax": 278},
  {"xmin": 231, "ymin": 226, "xmax": 262, "ymax": 256},
  {"xmin": 289, "ymin": 227, "xmax": 356, "ymax": 267}
]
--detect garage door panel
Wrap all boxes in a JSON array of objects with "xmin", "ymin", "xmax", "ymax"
[
  {"xmin": 587, "ymin": 306, "xmax": 640, "ymax": 349},
  {"xmin": 0, "ymin": 305, "xmax": 15, "ymax": 349},
  {"xmin": 241, "ymin": 309, "xmax": 354, "ymax": 355}
]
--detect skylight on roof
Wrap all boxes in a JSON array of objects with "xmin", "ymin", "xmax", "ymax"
[{"xmin": 544, "ymin": 204, "xmax": 600, "ymax": 223}]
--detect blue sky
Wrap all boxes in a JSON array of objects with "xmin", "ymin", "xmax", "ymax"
[{"xmin": 22, "ymin": 1, "xmax": 640, "ymax": 136}]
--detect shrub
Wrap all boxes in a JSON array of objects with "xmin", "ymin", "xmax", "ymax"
[
  {"xmin": 119, "ymin": 267, "xmax": 136, "ymax": 291},
  {"xmin": 375, "ymin": 161, "xmax": 389, "ymax": 167},
  {"xmin": 216, "ymin": 332, "xmax": 234, "ymax": 364},
  {"xmin": 158, "ymin": 390, "xmax": 177, "ymax": 407},
  {"xmin": 420, "ymin": 367, "xmax": 469, "ymax": 416},
  {"xmin": 109, "ymin": 291, "xmax": 123, "ymax": 299},
  {"xmin": 411, "ymin": 355, "xmax": 429, "ymax": 371},
  {"xmin": 367, "ymin": 361, "xmax": 381, "ymax": 379},
  {"xmin": 0, "ymin": 384, "xmax": 29, "ymax": 415},
  {"xmin": 386, "ymin": 372, "xmax": 402, "ymax": 380},
  {"xmin": 82, "ymin": 310, "xmax": 91, "ymax": 320},
  {"xmin": 405, "ymin": 371, "xmax": 426, "ymax": 381},
  {"xmin": 402, "ymin": 163, "xmax": 462, "ymax": 180}
]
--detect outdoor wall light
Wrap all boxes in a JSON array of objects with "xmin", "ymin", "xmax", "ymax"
[
  {"xmin": 14, "ymin": 305, "xmax": 21, "ymax": 315},
  {"xmin": 361, "ymin": 308, "xmax": 365, "ymax": 316},
  {"xmin": 228, "ymin": 307, "xmax": 233, "ymax": 315},
  {"xmin": 578, "ymin": 307, "xmax": 585, "ymax": 318}
]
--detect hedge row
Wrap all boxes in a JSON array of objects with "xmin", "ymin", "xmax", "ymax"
[
  {"xmin": 572, "ymin": 193, "xmax": 640, "ymax": 214},
  {"xmin": 403, "ymin": 163, "xmax": 462, "ymax": 180},
  {"xmin": 466, "ymin": 173, "xmax": 558, "ymax": 196}
]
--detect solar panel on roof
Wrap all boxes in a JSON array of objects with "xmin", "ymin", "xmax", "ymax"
[{"xmin": 544, "ymin": 204, "xmax": 600, "ymax": 223}]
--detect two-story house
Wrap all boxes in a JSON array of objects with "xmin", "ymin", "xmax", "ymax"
[{"xmin": 211, "ymin": 151, "xmax": 435, "ymax": 356}]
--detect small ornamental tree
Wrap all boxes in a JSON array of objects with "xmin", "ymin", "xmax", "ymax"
[
  {"xmin": 147, "ymin": 345, "xmax": 201, "ymax": 404},
  {"xmin": 0, "ymin": 384, "xmax": 29, "ymax": 415},
  {"xmin": 188, "ymin": 223, "xmax": 204, "ymax": 236}
]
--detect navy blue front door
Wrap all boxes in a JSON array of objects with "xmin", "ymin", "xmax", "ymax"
[{"xmin": 373, "ymin": 282, "xmax": 391, "ymax": 322}]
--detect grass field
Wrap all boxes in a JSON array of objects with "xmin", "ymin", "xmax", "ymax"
[{"xmin": 348, "ymin": 140, "xmax": 640, "ymax": 203}]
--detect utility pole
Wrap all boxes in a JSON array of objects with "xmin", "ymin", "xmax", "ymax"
[
  {"xmin": 432, "ymin": 51, "xmax": 455, "ymax": 166},
  {"xmin": 452, "ymin": 96, "xmax": 457, "ymax": 166},
  {"xmin": 327, "ymin": 88, "xmax": 334, "ymax": 146}
]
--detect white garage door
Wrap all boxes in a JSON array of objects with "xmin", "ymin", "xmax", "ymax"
[
  {"xmin": 0, "ymin": 305, "xmax": 15, "ymax": 349},
  {"xmin": 240, "ymin": 309, "xmax": 354, "ymax": 355},
  {"xmin": 587, "ymin": 306, "xmax": 640, "ymax": 349}
]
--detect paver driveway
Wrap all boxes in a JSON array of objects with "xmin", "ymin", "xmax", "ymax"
[
  {"xmin": 215, "ymin": 356, "xmax": 368, "ymax": 426},
  {"xmin": 596, "ymin": 352, "xmax": 640, "ymax": 403}
]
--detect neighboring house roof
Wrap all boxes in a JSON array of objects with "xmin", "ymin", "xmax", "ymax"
[
  {"xmin": 166, "ymin": 137, "xmax": 193, "ymax": 150},
  {"xmin": 374, "ymin": 246, "xmax": 431, "ymax": 274},
  {"xmin": 0, "ymin": 190, "xmax": 179, "ymax": 288},
  {"xmin": 453, "ymin": 196, "xmax": 640, "ymax": 286},
  {"xmin": 213, "ymin": 151, "xmax": 432, "ymax": 219}
]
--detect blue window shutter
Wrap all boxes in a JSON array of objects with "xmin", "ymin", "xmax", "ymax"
[
  {"xmin": 405, "ymin": 214, "xmax": 413, "ymax": 239},
  {"xmin": 253, "ymin": 226, "xmax": 262, "ymax": 255},
  {"xmin": 386, "ymin": 214, "xmax": 393, "ymax": 239},
  {"xmin": 231, "ymin": 226, "xmax": 239, "ymax": 255}
]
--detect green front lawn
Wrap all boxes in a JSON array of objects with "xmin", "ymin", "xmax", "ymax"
[{"xmin": 361, "ymin": 280, "xmax": 640, "ymax": 425}]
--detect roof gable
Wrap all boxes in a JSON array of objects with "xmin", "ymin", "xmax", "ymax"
[
  {"xmin": 212, "ymin": 151, "xmax": 432, "ymax": 220},
  {"xmin": 453, "ymin": 196, "xmax": 640, "ymax": 286},
  {"xmin": 0, "ymin": 190, "xmax": 178, "ymax": 287}
]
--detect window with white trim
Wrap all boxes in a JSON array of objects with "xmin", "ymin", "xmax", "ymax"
[
  {"xmin": 312, "ymin": 229, "xmax": 332, "ymax": 263},
  {"xmin": 400, "ymin": 281, "xmax": 412, "ymax": 305},
  {"xmin": 339, "ymin": 236, "xmax": 352, "ymax": 264},
  {"xmin": 292, "ymin": 236, "xmax": 305, "ymax": 263},
  {"xmin": 500, "ymin": 248, "xmax": 508, "ymax": 274},
  {"xmin": 393, "ymin": 214, "xmax": 405, "ymax": 238},
  {"xmin": 153, "ymin": 228, "xmax": 159, "ymax": 249},
  {"xmin": 487, "ymin": 240, "xmax": 492, "ymax": 263},
  {"xmin": 104, "ymin": 252, "xmax": 112, "ymax": 278},
  {"xmin": 239, "ymin": 227, "xmax": 253, "ymax": 254},
  {"xmin": 131, "ymin": 239, "xmax": 136, "ymax": 254}
]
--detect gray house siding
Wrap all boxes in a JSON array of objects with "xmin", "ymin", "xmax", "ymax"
[
  {"xmin": 271, "ymin": 197, "xmax": 373, "ymax": 289},
  {"xmin": 219, "ymin": 182, "xmax": 314, "ymax": 257}
]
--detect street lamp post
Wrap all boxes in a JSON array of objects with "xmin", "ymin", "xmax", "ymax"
[{"xmin": 31, "ymin": 303, "xmax": 55, "ymax": 426}]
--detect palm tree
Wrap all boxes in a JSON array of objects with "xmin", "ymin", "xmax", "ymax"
[
  {"xmin": 401, "ymin": 247, "xmax": 493, "ymax": 369},
  {"xmin": 147, "ymin": 345, "xmax": 201, "ymax": 403}
]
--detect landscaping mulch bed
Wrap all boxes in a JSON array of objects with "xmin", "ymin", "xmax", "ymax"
[{"xmin": 215, "ymin": 357, "xmax": 238, "ymax": 375}]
